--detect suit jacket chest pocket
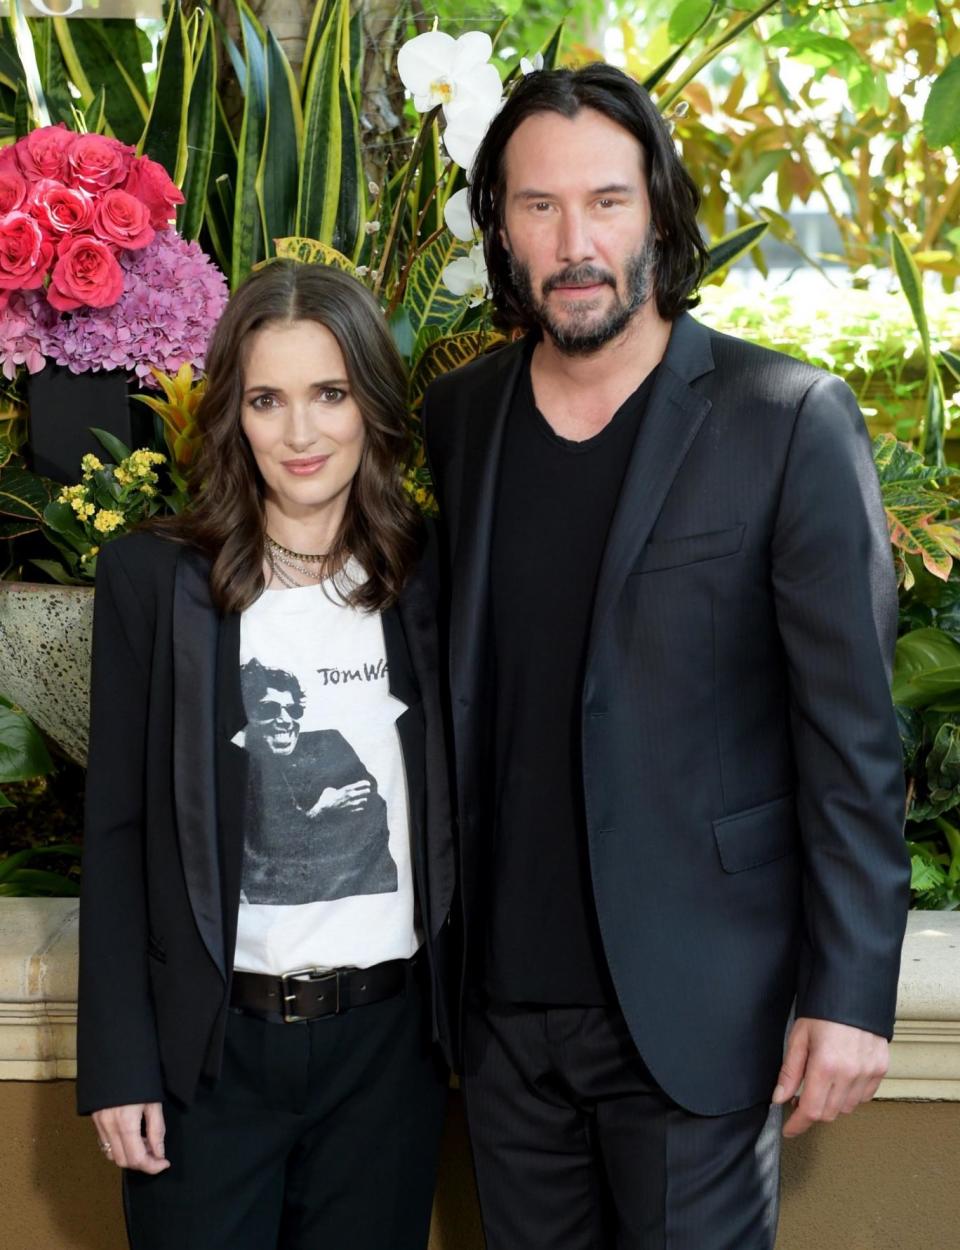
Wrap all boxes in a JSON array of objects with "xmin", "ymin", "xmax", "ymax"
[{"xmin": 632, "ymin": 523, "xmax": 745, "ymax": 575}]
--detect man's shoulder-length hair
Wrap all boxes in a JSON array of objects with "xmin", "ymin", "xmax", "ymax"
[{"xmin": 468, "ymin": 63, "xmax": 707, "ymax": 328}]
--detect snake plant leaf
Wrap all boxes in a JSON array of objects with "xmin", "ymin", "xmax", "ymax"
[
  {"xmin": 84, "ymin": 85, "xmax": 107, "ymax": 136},
  {"xmin": 27, "ymin": 18, "xmax": 72, "ymax": 129},
  {"xmin": 540, "ymin": 21, "xmax": 565, "ymax": 71},
  {"xmin": 702, "ymin": 220, "xmax": 769, "ymax": 281},
  {"xmin": 297, "ymin": 0, "xmax": 363, "ymax": 255},
  {"xmin": 256, "ymin": 28, "xmax": 303, "ymax": 260},
  {"xmin": 273, "ymin": 237, "xmax": 354, "ymax": 271},
  {"xmin": 54, "ymin": 17, "xmax": 147, "ymax": 144},
  {"xmin": 408, "ymin": 330, "xmax": 507, "ymax": 411},
  {"xmin": 893, "ymin": 627, "xmax": 960, "ymax": 708},
  {"xmin": 891, "ymin": 231, "xmax": 931, "ymax": 358},
  {"xmin": 178, "ymin": 9, "xmax": 217, "ymax": 242},
  {"xmin": 300, "ymin": 0, "xmax": 336, "ymax": 93},
  {"xmin": 231, "ymin": 0, "xmax": 268, "ymax": 288},
  {"xmin": 138, "ymin": 0, "xmax": 190, "ymax": 183},
  {"xmin": 203, "ymin": 99, "xmax": 238, "ymax": 276}
]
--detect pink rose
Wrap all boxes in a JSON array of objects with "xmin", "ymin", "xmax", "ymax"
[
  {"xmin": 0, "ymin": 167, "xmax": 27, "ymax": 215},
  {"xmin": 47, "ymin": 234, "xmax": 124, "ymax": 311},
  {"xmin": 123, "ymin": 156, "xmax": 185, "ymax": 228},
  {"xmin": 93, "ymin": 188, "xmax": 154, "ymax": 250},
  {"xmin": 68, "ymin": 134, "xmax": 134, "ymax": 194},
  {"xmin": 15, "ymin": 125, "xmax": 76, "ymax": 182},
  {"xmin": 0, "ymin": 212, "xmax": 54, "ymax": 291},
  {"xmin": 32, "ymin": 181, "xmax": 94, "ymax": 235}
]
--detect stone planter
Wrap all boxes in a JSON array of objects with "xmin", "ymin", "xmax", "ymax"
[{"xmin": 0, "ymin": 583, "xmax": 93, "ymax": 766}]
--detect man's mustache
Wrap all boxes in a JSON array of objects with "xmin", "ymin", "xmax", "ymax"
[{"xmin": 542, "ymin": 265, "xmax": 616, "ymax": 295}]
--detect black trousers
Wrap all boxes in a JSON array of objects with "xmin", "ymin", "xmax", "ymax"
[
  {"xmin": 123, "ymin": 968, "xmax": 448, "ymax": 1250},
  {"xmin": 463, "ymin": 1001, "xmax": 781, "ymax": 1250}
]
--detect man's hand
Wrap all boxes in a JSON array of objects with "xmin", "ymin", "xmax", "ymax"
[
  {"xmin": 772, "ymin": 1017, "xmax": 889, "ymax": 1138},
  {"xmin": 91, "ymin": 1102, "xmax": 170, "ymax": 1173},
  {"xmin": 308, "ymin": 780, "xmax": 371, "ymax": 816}
]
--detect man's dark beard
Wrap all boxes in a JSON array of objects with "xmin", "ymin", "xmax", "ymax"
[{"xmin": 508, "ymin": 235, "xmax": 657, "ymax": 356}]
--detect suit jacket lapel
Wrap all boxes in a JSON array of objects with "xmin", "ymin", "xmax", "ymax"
[
  {"xmin": 216, "ymin": 608, "xmax": 248, "ymax": 973},
  {"xmin": 587, "ymin": 314, "xmax": 716, "ymax": 663},
  {"xmin": 448, "ymin": 341, "xmax": 526, "ymax": 737},
  {"xmin": 173, "ymin": 548, "xmax": 228, "ymax": 981},
  {"xmin": 392, "ymin": 554, "xmax": 456, "ymax": 940}
]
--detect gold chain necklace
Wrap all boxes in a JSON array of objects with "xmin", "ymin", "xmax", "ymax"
[
  {"xmin": 265, "ymin": 534, "xmax": 336, "ymax": 587},
  {"xmin": 265, "ymin": 535, "xmax": 329, "ymax": 563}
]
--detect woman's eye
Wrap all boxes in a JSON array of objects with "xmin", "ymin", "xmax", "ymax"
[
  {"xmin": 319, "ymin": 388, "xmax": 345, "ymax": 403},
  {"xmin": 251, "ymin": 393, "xmax": 278, "ymax": 411}
]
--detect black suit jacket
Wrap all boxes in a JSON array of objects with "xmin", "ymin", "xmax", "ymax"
[
  {"xmin": 423, "ymin": 313, "xmax": 910, "ymax": 1116},
  {"xmin": 76, "ymin": 531, "xmax": 455, "ymax": 1115}
]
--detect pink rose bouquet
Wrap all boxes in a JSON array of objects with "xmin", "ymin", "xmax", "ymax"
[{"xmin": 0, "ymin": 125, "xmax": 226, "ymax": 386}]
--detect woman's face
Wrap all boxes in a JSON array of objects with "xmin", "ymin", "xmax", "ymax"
[{"xmin": 240, "ymin": 319, "xmax": 365, "ymax": 536}]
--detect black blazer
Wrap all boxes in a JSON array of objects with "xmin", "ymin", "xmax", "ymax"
[
  {"xmin": 423, "ymin": 313, "xmax": 911, "ymax": 1116},
  {"xmin": 76, "ymin": 531, "xmax": 455, "ymax": 1115}
]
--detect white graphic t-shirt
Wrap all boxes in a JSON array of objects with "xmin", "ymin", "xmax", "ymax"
[{"xmin": 232, "ymin": 561, "xmax": 418, "ymax": 975}]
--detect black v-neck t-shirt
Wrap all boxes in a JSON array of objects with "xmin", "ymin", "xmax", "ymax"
[{"xmin": 486, "ymin": 356, "xmax": 659, "ymax": 1004}]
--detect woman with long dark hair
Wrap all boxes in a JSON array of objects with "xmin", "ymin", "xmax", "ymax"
[{"xmin": 77, "ymin": 260, "xmax": 453, "ymax": 1250}]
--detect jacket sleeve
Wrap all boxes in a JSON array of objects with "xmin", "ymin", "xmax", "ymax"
[
  {"xmin": 771, "ymin": 373, "xmax": 910, "ymax": 1039},
  {"xmin": 76, "ymin": 542, "xmax": 164, "ymax": 1114}
]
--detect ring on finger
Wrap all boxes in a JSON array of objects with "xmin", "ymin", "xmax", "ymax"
[{"xmin": 98, "ymin": 1140, "xmax": 113, "ymax": 1155}]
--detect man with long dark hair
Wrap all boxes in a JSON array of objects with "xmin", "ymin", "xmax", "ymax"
[{"xmin": 423, "ymin": 64, "xmax": 909, "ymax": 1249}]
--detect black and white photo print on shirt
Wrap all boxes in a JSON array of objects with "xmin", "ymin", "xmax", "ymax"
[{"xmin": 238, "ymin": 657, "xmax": 400, "ymax": 905}]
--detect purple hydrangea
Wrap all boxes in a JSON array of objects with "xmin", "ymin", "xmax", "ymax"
[{"xmin": 0, "ymin": 229, "xmax": 228, "ymax": 385}]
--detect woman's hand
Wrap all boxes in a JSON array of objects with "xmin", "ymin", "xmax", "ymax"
[
  {"xmin": 92, "ymin": 1102, "xmax": 170, "ymax": 1173},
  {"xmin": 307, "ymin": 779, "xmax": 371, "ymax": 816}
]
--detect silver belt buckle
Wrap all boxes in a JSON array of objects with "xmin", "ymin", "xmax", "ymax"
[{"xmin": 279, "ymin": 967, "xmax": 340, "ymax": 1022}]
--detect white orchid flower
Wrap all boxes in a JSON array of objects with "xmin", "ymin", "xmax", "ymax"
[
  {"xmin": 442, "ymin": 102, "xmax": 499, "ymax": 172},
  {"xmin": 520, "ymin": 52, "xmax": 544, "ymax": 76},
  {"xmin": 443, "ymin": 242, "xmax": 490, "ymax": 307},
  {"xmin": 444, "ymin": 187, "xmax": 477, "ymax": 242},
  {"xmin": 397, "ymin": 30, "xmax": 502, "ymax": 121}
]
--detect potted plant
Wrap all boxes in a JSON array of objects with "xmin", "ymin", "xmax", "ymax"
[{"xmin": 0, "ymin": 124, "xmax": 228, "ymax": 484}]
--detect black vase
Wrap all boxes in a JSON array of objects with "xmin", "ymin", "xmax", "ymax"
[{"xmin": 26, "ymin": 364, "xmax": 155, "ymax": 485}]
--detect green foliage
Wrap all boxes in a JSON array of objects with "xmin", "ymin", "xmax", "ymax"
[
  {"xmin": 38, "ymin": 439, "xmax": 182, "ymax": 583},
  {"xmin": 698, "ymin": 284, "xmax": 960, "ymax": 440},
  {"xmin": 0, "ymin": 693, "xmax": 52, "ymax": 789},
  {"xmin": 924, "ymin": 57, "xmax": 960, "ymax": 151}
]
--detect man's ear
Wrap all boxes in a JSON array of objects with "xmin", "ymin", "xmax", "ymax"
[{"xmin": 499, "ymin": 225, "xmax": 510, "ymax": 254}]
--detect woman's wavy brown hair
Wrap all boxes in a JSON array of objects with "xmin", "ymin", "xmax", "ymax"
[{"xmin": 158, "ymin": 260, "xmax": 419, "ymax": 614}]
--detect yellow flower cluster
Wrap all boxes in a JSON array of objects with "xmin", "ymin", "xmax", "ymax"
[
  {"xmin": 93, "ymin": 510, "xmax": 124, "ymax": 535},
  {"xmin": 80, "ymin": 454, "xmax": 103, "ymax": 477},
  {"xmin": 116, "ymin": 449, "xmax": 166, "ymax": 491},
  {"xmin": 127, "ymin": 449, "xmax": 166, "ymax": 474},
  {"xmin": 57, "ymin": 484, "xmax": 95, "ymax": 519}
]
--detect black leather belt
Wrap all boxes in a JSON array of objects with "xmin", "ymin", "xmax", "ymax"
[{"xmin": 230, "ymin": 959, "xmax": 409, "ymax": 1023}]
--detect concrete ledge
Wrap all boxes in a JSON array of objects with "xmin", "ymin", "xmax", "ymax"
[
  {"xmin": 881, "ymin": 909, "xmax": 960, "ymax": 1100},
  {"xmin": 0, "ymin": 900, "xmax": 79, "ymax": 1079},
  {"xmin": 2, "ymin": 901, "xmax": 959, "ymax": 1095}
]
